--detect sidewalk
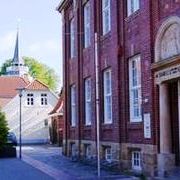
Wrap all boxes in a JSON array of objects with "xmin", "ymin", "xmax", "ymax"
[
  {"xmin": 0, "ymin": 158, "xmax": 53, "ymax": 180},
  {"xmin": 20, "ymin": 145, "xmax": 138, "ymax": 180}
]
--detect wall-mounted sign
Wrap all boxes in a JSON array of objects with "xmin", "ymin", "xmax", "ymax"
[
  {"xmin": 155, "ymin": 64, "xmax": 180, "ymax": 84},
  {"xmin": 144, "ymin": 113, "xmax": 151, "ymax": 139}
]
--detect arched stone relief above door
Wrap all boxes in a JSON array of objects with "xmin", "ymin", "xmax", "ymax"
[{"xmin": 155, "ymin": 16, "xmax": 180, "ymax": 62}]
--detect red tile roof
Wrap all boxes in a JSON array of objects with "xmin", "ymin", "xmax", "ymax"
[
  {"xmin": 0, "ymin": 76, "xmax": 28, "ymax": 98},
  {"xmin": 0, "ymin": 76, "xmax": 50, "ymax": 108},
  {"xmin": 25, "ymin": 79, "xmax": 49, "ymax": 90}
]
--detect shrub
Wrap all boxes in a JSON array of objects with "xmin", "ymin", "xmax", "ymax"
[{"xmin": 0, "ymin": 110, "xmax": 9, "ymax": 149}]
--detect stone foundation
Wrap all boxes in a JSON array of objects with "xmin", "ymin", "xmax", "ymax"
[
  {"xmin": 121, "ymin": 143, "xmax": 158, "ymax": 176},
  {"xmin": 157, "ymin": 153, "xmax": 175, "ymax": 177},
  {"xmin": 63, "ymin": 140, "xmax": 159, "ymax": 176}
]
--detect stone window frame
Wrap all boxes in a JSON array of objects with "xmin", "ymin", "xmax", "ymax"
[
  {"xmin": 102, "ymin": 0, "xmax": 111, "ymax": 35},
  {"xmin": 155, "ymin": 16, "xmax": 180, "ymax": 62},
  {"xmin": 127, "ymin": 0, "xmax": 140, "ymax": 16}
]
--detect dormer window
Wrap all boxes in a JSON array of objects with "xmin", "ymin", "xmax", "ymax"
[
  {"xmin": 27, "ymin": 93, "xmax": 34, "ymax": 106},
  {"xmin": 41, "ymin": 93, "xmax": 48, "ymax": 105}
]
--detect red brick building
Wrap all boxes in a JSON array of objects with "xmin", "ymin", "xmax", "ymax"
[{"xmin": 57, "ymin": 0, "xmax": 180, "ymax": 176}]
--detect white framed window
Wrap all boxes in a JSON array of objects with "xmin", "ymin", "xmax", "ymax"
[
  {"xmin": 105, "ymin": 147, "xmax": 112, "ymax": 162},
  {"xmin": 27, "ymin": 93, "xmax": 34, "ymax": 106},
  {"xmin": 103, "ymin": 69, "xmax": 112, "ymax": 124},
  {"xmin": 71, "ymin": 85, "xmax": 76, "ymax": 127},
  {"xmin": 127, "ymin": 0, "xmax": 140, "ymax": 16},
  {"xmin": 70, "ymin": 18, "xmax": 75, "ymax": 58},
  {"xmin": 129, "ymin": 55, "xmax": 142, "ymax": 122},
  {"xmin": 84, "ymin": 1, "xmax": 91, "ymax": 48},
  {"xmin": 85, "ymin": 78, "xmax": 92, "ymax": 125},
  {"xmin": 85, "ymin": 144, "xmax": 91, "ymax": 159},
  {"xmin": 41, "ymin": 93, "xmax": 48, "ymax": 105},
  {"xmin": 132, "ymin": 151, "xmax": 141, "ymax": 171},
  {"xmin": 71, "ymin": 143, "xmax": 76, "ymax": 157},
  {"xmin": 102, "ymin": 0, "xmax": 111, "ymax": 35}
]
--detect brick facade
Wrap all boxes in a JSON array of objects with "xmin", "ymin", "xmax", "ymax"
[{"xmin": 57, "ymin": 0, "xmax": 180, "ymax": 177}]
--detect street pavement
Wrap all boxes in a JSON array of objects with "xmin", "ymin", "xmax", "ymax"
[
  {"xmin": 1, "ymin": 145, "xmax": 179, "ymax": 180},
  {"xmin": 18, "ymin": 145, "xmax": 138, "ymax": 180},
  {"xmin": 0, "ymin": 158, "xmax": 53, "ymax": 180}
]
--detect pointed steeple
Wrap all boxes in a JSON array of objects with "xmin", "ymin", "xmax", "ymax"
[
  {"xmin": 12, "ymin": 31, "xmax": 19, "ymax": 65},
  {"xmin": 5, "ymin": 28, "xmax": 29, "ymax": 77}
]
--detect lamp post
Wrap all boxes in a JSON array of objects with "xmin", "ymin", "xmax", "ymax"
[{"xmin": 16, "ymin": 87, "xmax": 25, "ymax": 159}]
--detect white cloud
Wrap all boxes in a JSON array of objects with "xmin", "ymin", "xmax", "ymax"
[{"xmin": 0, "ymin": 31, "xmax": 16, "ymax": 53}]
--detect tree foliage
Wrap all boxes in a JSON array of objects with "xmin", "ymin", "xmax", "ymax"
[
  {"xmin": 0, "ymin": 57, "xmax": 59, "ymax": 90},
  {"xmin": 0, "ymin": 59, "xmax": 12, "ymax": 76},
  {"xmin": 24, "ymin": 57, "xmax": 58, "ymax": 90},
  {"xmin": 0, "ymin": 110, "xmax": 9, "ymax": 149}
]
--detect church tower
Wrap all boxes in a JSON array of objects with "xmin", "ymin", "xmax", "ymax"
[{"xmin": 6, "ymin": 31, "xmax": 29, "ymax": 77}]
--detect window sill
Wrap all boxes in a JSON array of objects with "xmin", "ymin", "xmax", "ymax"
[
  {"xmin": 69, "ymin": 56, "xmax": 76, "ymax": 61},
  {"xmin": 125, "ymin": 10, "xmax": 140, "ymax": 22},
  {"xmin": 102, "ymin": 123, "xmax": 113, "ymax": 129},
  {"xmin": 100, "ymin": 31, "xmax": 111, "ymax": 42},
  {"xmin": 84, "ymin": 124, "xmax": 92, "ymax": 128},
  {"xmin": 70, "ymin": 126, "xmax": 76, "ymax": 128}
]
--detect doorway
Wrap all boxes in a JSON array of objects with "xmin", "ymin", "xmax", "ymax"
[{"xmin": 169, "ymin": 81, "xmax": 179, "ymax": 165}]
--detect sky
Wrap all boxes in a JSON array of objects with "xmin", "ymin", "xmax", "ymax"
[{"xmin": 0, "ymin": 0, "xmax": 63, "ymax": 88}]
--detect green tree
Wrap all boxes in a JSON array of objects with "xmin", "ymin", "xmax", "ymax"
[
  {"xmin": 0, "ymin": 57, "xmax": 59, "ymax": 90},
  {"xmin": 0, "ymin": 110, "xmax": 9, "ymax": 149},
  {"xmin": 0, "ymin": 59, "xmax": 12, "ymax": 76}
]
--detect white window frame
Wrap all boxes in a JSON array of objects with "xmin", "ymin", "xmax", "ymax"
[
  {"xmin": 105, "ymin": 147, "xmax": 112, "ymax": 162},
  {"xmin": 129, "ymin": 55, "xmax": 142, "ymax": 122},
  {"xmin": 84, "ymin": 1, "xmax": 91, "ymax": 48},
  {"xmin": 27, "ymin": 93, "xmax": 34, "ymax": 106},
  {"xmin": 71, "ymin": 85, "xmax": 76, "ymax": 127},
  {"xmin": 102, "ymin": 0, "xmax": 111, "ymax": 35},
  {"xmin": 70, "ymin": 18, "xmax": 75, "ymax": 58},
  {"xmin": 85, "ymin": 78, "xmax": 92, "ymax": 126},
  {"xmin": 41, "ymin": 93, "xmax": 48, "ymax": 106},
  {"xmin": 132, "ymin": 151, "xmax": 142, "ymax": 171},
  {"xmin": 127, "ymin": 0, "xmax": 140, "ymax": 16},
  {"xmin": 103, "ymin": 69, "xmax": 112, "ymax": 124}
]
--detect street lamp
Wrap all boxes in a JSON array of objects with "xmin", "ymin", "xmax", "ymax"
[{"xmin": 16, "ymin": 87, "xmax": 25, "ymax": 159}]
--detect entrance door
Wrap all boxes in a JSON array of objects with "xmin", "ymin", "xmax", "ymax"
[{"xmin": 169, "ymin": 81, "xmax": 179, "ymax": 165}]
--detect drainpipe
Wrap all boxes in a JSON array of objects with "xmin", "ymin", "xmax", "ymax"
[{"xmin": 95, "ymin": 32, "xmax": 100, "ymax": 177}]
